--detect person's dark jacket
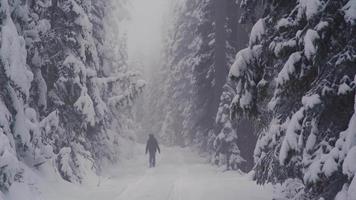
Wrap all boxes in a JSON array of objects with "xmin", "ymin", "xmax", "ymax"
[{"xmin": 146, "ymin": 136, "xmax": 160, "ymax": 154}]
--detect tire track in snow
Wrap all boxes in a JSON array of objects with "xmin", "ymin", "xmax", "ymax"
[
  {"xmin": 115, "ymin": 147, "xmax": 188, "ymax": 200},
  {"xmin": 114, "ymin": 169, "xmax": 150, "ymax": 200},
  {"xmin": 167, "ymin": 148, "xmax": 187, "ymax": 200},
  {"xmin": 39, "ymin": 146, "xmax": 273, "ymax": 200}
]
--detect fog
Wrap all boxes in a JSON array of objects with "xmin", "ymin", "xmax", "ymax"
[
  {"xmin": 124, "ymin": 0, "xmax": 173, "ymax": 143},
  {"xmin": 126, "ymin": 0, "xmax": 170, "ymax": 77}
]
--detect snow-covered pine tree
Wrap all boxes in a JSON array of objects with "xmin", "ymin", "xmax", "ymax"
[
  {"xmin": 209, "ymin": 0, "xmax": 253, "ymax": 171},
  {"xmin": 90, "ymin": 0, "xmax": 145, "ymax": 165},
  {"xmin": 43, "ymin": 0, "xmax": 143, "ymax": 182},
  {"xmin": 150, "ymin": 1, "xmax": 250, "ymax": 162},
  {"xmin": 156, "ymin": 0, "xmax": 238, "ymax": 147},
  {"xmin": 41, "ymin": 0, "xmax": 109, "ymax": 182},
  {"xmin": 134, "ymin": 0, "xmax": 201, "ymax": 146},
  {"xmin": 191, "ymin": 0, "xmax": 218, "ymax": 147},
  {"xmin": 212, "ymin": 81, "xmax": 248, "ymax": 170},
  {"xmin": 0, "ymin": 1, "xmax": 60, "ymax": 198},
  {"xmin": 155, "ymin": 0, "xmax": 248, "ymax": 149},
  {"xmin": 194, "ymin": 0, "xmax": 253, "ymax": 154},
  {"xmin": 0, "ymin": 0, "xmax": 143, "ymax": 195},
  {"xmin": 230, "ymin": 0, "xmax": 356, "ymax": 199},
  {"xmin": 161, "ymin": 0, "xmax": 201, "ymax": 146},
  {"xmin": 0, "ymin": 0, "xmax": 55, "ymax": 192}
]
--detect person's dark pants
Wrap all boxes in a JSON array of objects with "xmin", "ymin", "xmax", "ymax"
[{"xmin": 149, "ymin": 152, "xmax": 156, "ymax": 167}]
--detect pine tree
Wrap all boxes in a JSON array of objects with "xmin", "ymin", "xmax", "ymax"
[
  {"xmin": 138, "ymin": 0, "xmax": 202, "ymax": 146},
  {"xmin": 0, "ymin": 0, "xmax": 37, "ymax": 191},
  {"xmin": 155, "ymin": 0, "xmax": 249, "ymax": 150},
  {"xmin": 210, "ymin": 0, "xmax": 252, "ymax": 171},
  {"xmin": 229, "ymin": 0, "xmax": 356, "ymax": 199},
  {"xmin": 163, "ymin": 0, "xmax": 201, "ymax": 146},
  {"xmin": 0, "ymin": 0, "xmax": 144, "ymax": 193}
]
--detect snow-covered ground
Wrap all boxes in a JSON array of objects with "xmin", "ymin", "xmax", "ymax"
[{"xmin": 38, "ymin": 146, "xmax": 272, "ymax": 200}]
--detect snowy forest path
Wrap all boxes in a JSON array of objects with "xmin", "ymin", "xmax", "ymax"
[{"xmin": 40, "ymin": 146, "xmax": 272, "ymax": 200}]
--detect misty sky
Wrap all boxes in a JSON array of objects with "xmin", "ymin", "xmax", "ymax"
[{"xmin": 127, "ymin": 0, "xmax": 170, "ymax": 72}]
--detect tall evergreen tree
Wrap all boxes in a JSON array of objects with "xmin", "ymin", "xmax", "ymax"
[
  {"xmin": 0, "ymin": 0, "xmax": 143, "ymax": 195},
  {"xmin": 154, "ymin": 0, "xmax": 249, "ymax": 152},
  {"xmin": 229, "ymin": 0, "xmax": 356, "ymax": 199}
]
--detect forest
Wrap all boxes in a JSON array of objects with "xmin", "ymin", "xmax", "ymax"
[{"xmin": 0, "ymin": 0, "xmax": 356, "ymax": 200}]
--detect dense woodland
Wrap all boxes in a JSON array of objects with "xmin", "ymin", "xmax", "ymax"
[
  {"xmin": 0, "ymin": 0, "xmax": 356, "ymax": 200},
  {"xmin": 0, "ymin": 0, "xmax": 144, "ymax": 194}
]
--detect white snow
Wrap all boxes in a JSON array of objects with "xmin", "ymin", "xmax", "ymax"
[
  {"xmin": 304, "ymin": 159, "xmax": 323, "ymax": 183},
  {"xmin": 229, "ymin": 45, "xmax": 262, "ymax": 112},
  {"xmin": 37, "ymin": 19, "xmax": 52, "ymax": 35},
  {"xmin": 271, "ymin": 39, "xmax": 297, "ymax": 58},
  {"xmin": 315, "ymin": 21, "xmax": 329, "ymax": 31},
  {"xmin": 307, "ymin": 93, "xmax": 356, "ymax": 197},
  {"xmin": 240, "ymin": 91, "xmax": 253, "ymax": 109},
  {"xmin": 336, "ymin": 182, "xmax": 356, "ymax": 200},
  {"xmin": 304, "ymin": 29, "xmax": 320, "ymax": 60},
  {"xmin": 298, "ymin": 0, "xmax": 323, "ymax": 20},
  {"xmin": 0, "ymin": 0, "xmax": 33, "ymax": 97},
  {"xmin": 63, "ymin": 54, "xmax": 88, "ymax": 80},
  {"xmin": 0, "ymin": 99, "xmax": 12, "ymax": 134},
  {"xmin": 335, "ymin": 185, "xmax": 349, "ymax": 200},
  {"xmin": 276, "ymin": 18, "xmax": 295, "ymax": 30},
  {"xmin": 33, "ymin": 68, "xmax": 48, "ymax": 109},
  {"xmin": 38, "ymin": 146, "xmax": 273, "ymax": 200},
  {"xmin": 249, "ymin": 19, "xmax": 265, "ymax": 46},
  {"xmin": 229, "ymin": 45, "xmax": 262, "ymax": 78},
  {"xmin": 57, "ymin": 147, "xmax": 76, "ymax": 182},
  {"xmin": 343, "ymin": 146, "xmax": 356, "ymax": 178},
  {"xmin": 74, "ymin": 88, "xmax": 96, "ymax": 126},
  {"xmin": 301, "ymin": 94, "xmax": 321, "ymax": 109},
  {"xmin": 349, "ymin": 178, "xmax": 356, "ymax": 200},
  {"xmin": 343, "ymin": 0, "xmax": 356, "ymax": 25},
  {"xmin": 279, "ymin": 109, "xmax": 305, "ymax": 165},
  {"xmin": 273, "ymin": 178, "xmax": 304, "ymax": 200},
  {"xmin": 0, "ymin": 130, "xmax": 19, "ymax": 191},
  {"xmin": 254, "ymin": 118, "xmax": 287, "ymax": 163},
  {"xmin": 39, "ymin": 110, "xmax": 59, "ymax": 134},
  {"xmin": 338, "ymin": 82, "xmax": 353, "ymax": 95},
  {"xmin": 305, "ymin": 132, "xmax": 316, "ymax": 152},
  {"xmin": 70, "ymin": 0, "xmax": 93, "ymax": 31},
  {"xmin": 276, "ymin": 52, "xmax": 302, "ymax": 86}
]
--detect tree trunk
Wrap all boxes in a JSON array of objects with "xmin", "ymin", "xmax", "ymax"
[{"xmin": 213, "ymin": 0, "xmax": 228, "ymax": 128}]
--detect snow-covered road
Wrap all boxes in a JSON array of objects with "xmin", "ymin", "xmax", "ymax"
[{"xmin": 40, "ymin": 146, "xmax": 273, "ymax": 200}]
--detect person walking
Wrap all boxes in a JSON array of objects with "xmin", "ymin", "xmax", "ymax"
[{"xmin": 145, "ymin": 134, "xmax": 160, "ymax": 168}]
